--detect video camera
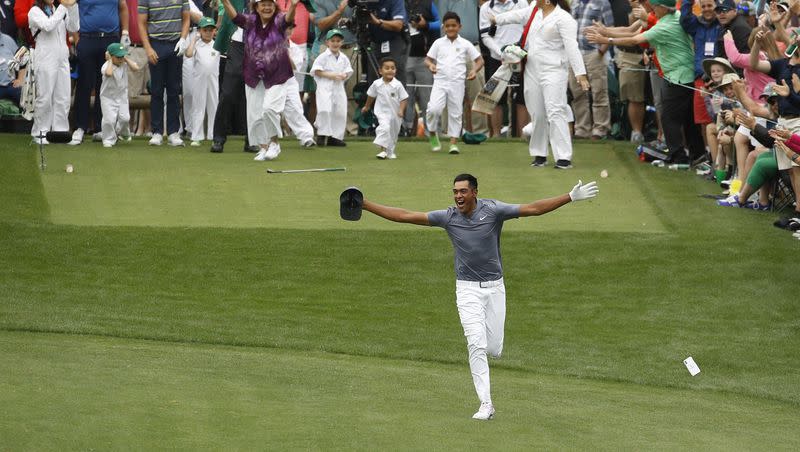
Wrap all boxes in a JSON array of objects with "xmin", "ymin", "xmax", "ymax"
[{"xmin": 338, "ymin": 0, "xmax": 380, "ymax": 36}]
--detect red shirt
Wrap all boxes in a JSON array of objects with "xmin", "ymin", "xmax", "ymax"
[
  {"xmin": 127, "ymin": 0, "xmax": 143, "ymax": 44},
  {"xmin": 276, "ymin": 0, "xmax": 308, "ymax": 45}
]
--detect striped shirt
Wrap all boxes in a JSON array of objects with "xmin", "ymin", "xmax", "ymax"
[
  {"xmin": 572, "ymin": 0, "xmax": 614, "ymax": 52},
  {"xmin": 138, "ymin": 0, "xmax": 189, "ymax": 42}
]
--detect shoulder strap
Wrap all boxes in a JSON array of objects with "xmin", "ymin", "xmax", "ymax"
[{"xmin": 517, "ymin": 6, "xmax": 538, "ymax": 48}]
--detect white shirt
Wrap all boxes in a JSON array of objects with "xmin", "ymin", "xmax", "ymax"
[
  {"xmin": 366, "ymin": 77, "xmax": 408, "ymax": 118},
  {"xmin": 193, "ymin": 39, "xmax": 220, "ymax": 78},
  {"xmin": 426, "ymin": 35, "xmax": 481, "ymax": 82},
  {"xmin": 100, "ymin": 61, "xmax": 128, "ymax": 103},
  {"xmin": 311, "ymin": 48, "xmax": 353, "ymax": 88},
  {"xmin": 28, "ymin": 4, "xmax": 80, "ymax": 66},
  {"xmin": 495, "ymin": 4, "xmax": 585, "ymax": 75},
  {"xmin": 479, "ymin": 0, "xmax": 528, "ymax": 60}
]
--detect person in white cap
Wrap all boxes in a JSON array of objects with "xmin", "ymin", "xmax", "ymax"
[{"xmin": 27, "ymin": 0, "xmax": 80, "ymax": 144}]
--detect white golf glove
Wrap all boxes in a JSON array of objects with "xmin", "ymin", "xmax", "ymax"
[
  {"xmin": 569, "ymin": 180, "xmax": 599, "ymax": 202},
  {"xmin": 120, "ymin": 32, "xmax": 131, "ymax": 49},
  {"xmin": 174, "ymin": 38, "xmax": 188, "ymax": 56}
]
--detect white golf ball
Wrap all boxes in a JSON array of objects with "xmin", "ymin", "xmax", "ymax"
[
  {"xmin": 65, "ymin": 164, "xmax": 74, "ymax": 173},
  {"xmin": 600, "ymin": 169, "xmax": 608, "ymax": 178}
]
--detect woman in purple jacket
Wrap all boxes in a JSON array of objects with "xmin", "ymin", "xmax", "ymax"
[{"xmin": 221, "ymin": 0, "xmax": 298, "ymax": 161}]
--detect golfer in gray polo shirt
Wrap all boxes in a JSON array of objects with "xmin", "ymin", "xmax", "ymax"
[{"xmin": 362, "ymin": 173, "xmax": 598, "ymax": 420}]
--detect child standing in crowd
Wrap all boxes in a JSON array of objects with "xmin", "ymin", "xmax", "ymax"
[
  {"xmin": 311, "ymin": 29, "xmax": 352, "ymax": 147},
  {"xmin": 362, "ymin": 57, "xmax": 409, "ymax": 160},
  {"xmin": 185, "ymin": 17, "xmax": 220, "ymax": 147},
  {"xmin": 425, "ymin": 12, "xmax": 483, "ymax": 155},
  {"xmin": 100, "ymin": 43, "xmax": 140, "ymax": 148}
]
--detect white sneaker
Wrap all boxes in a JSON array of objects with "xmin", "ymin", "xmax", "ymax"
[
  {"xmin": 190, "ymin": 141, "xmax": 201, "ymax": 147},
  {"xmin": 167, "ymin": 133, "xmax": 184, "ymax": 147},
  {"xmin": 387, "ymin": 151, "xmax": 397, "ymax": 160},
  {"xmin": 149, "ymin": 134, "xmax": 163, "ymax": 146},
  {"xmin": 522, "ymin": 122, "xmax": 533, "ymax": 139},
  {"xmin": 265, "ymin": 142, "xmax": 281, "ymax": 160},
  {"xmin": 32, "ymin": 136, "xmax": 49, "ymax": 145},
  {"xmin": 254, "ymin": 148, "xmax": 269, "ymax": 161},
  {"xmin": 301, "ymin": 138, "xmax": 316, "ymax": 147},
  {"xmin": 472, "ymin": 402, "xmax": 495, "ymax": 421},
  {"xmin": 92, "ymin": 132, "xmax": 103, "ymax": 142},
  {"xmin": 68, "ymin": 128, "xmax": 84, "ymax": 145},
  {"xmin": 376, "ymin": 150, "xmax": 388, "ymax": 159},
  {"xmin": 102, "ymin": 141, "xmax": 114, "ymax": 148}
]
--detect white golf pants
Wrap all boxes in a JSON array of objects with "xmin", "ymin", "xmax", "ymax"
[
  {"xmin": 283, "ymin": 76, "xmax": 315, "ymax": 143},
  {"xmin": 523, "ymin": 63, "xmax": 573, "ymax": 161},
  {"xmin": 455, "ymin": 278, "xmax": 506, "ymax": 404},
  {"xmin": 245, "ymin": 80, "xmax": 288, "ymax": 146},
  {"xmin": 373, "ymin": 114, "xmax": 401, "ymax": 152},
  {"xmin": 427, "ymin": 81, "xmax": 464, "ymax": 139}
]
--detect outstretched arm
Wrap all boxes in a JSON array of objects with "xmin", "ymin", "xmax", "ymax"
[
  {"xmin": 518, "ymin": 181, "xmax": 598, "ymax": 217},
  {"xmin": 362, "ymin": 199, "xmax": 430, "ymax": 225}
]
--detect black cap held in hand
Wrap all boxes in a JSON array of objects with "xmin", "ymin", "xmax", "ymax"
[{"xmin": 340, "ymin": 187, "xmax": 364, "ymax": 221}]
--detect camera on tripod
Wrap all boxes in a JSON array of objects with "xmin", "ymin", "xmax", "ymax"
[{"xmin": 338, "ymin": 0, "xmax": 380, "ymax": 35}]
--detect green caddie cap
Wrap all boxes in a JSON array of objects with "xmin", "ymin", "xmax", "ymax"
[
  {"xmin": 326, "ymin": 28, "xmax": 345, "ymax": 40},
  {"xmin": 107, "ymin": 42, "xmax": 128, "ymax": 57},
  {"xmin": 198, "ymin": 17, "xmax": 216, "ymax": 28}
]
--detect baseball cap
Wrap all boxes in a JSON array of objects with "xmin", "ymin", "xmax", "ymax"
[
  {"xmin": 462, "ymin": 131, "xmax": 487, "ymax": 145},
  {"xmin": 198, "ymin": 17, "xmax": 216, "ymax": 28},
  {"xmin": 339, "ymin": 187, "xmax": 364, "ymax": 221},
  {"xmin": 777, "ymin": 0, "xmax": 790, "ymax": 13},
  {"xmin": 715, "ymin": 0, "xmax": 736, "ymax": 12},
  {"xmin": 326, "ymin": 28, "xmax": 345, "ymax": 40},
  {"xmin": 650, "ymin": 0, "xmax": 676, "ymax": 7},
  {"xmin": 760, "ymin": 82, "xmax": 778, "ymax": 99},
  {"xmin": 107, "ymin": 42, "xmax": 128, "ymax": 57}
]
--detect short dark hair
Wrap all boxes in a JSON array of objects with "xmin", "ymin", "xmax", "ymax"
[
  {"xmin": 379, "ymin": 57, "xmax": 397, "ymax": 68},
  {"xmin": 453, "ymin": 173, "xmax": 477, "ymax": 190},
  {"xmin": 442, "ymin": 11, "xmax": 461, "ymax": 24}
]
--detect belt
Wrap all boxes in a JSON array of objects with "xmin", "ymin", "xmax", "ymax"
[
  {"xmin": 81, "ymin": 32, "xmax": 120, "ymax": 38},
  {"xmin": 457, "ymin": 278, "xmax": 504, "ymax": 288}
]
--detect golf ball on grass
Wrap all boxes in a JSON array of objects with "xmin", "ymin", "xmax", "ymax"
[
  {"xmin": 600, "ymin": 169, "xmax": 608, "ymax": 178},
  {"xmin": 65, "ymin": 164, "xmax": 74, "ymax": 173}
]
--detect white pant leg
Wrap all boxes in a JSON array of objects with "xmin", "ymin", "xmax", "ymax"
[
  {"xmin": 182, "ymin": 53, "xmax": 195, "ymax": 136},
  {"xmin": 540, "ymin": 69, "xmax": 573, "ymax": 161},
  {"xmin": 262, "ymin": 80, "xmax": 288, "ymax": 141},
  {"xmin": 32, "ymin": 62, "xmax": 70, "ymax": 136},
  {"xmin": 455, "ymin": 280, "xmax": 507, "ymax": 404},
  {"xmin": 191, "ymin": 78, "xmax": 209, "ymax": 142},
  {"xmin": 315, "ymin": 86, "xmax": 334, "ymax": 137},
  {"xmin": 445, "ymin": 83, "xmax": 465, "ymax": 139},
  {"xmin": 289, "ymin": 41, "xmax": 307, "ymax": 87},
  {"xmin": 283, "ymin": 77, "xmax": 314, "ymax": 142},
  {"xmin": 246, "ymin": 82, "xmax": 269, "ymax": 146},
  {"xmin": 426, "ymin": 84, "xmax": 447, "ymax": 135},
  {"xmin": 205, "ymin": 77, "xmax": 218, "ymax": 140},
  {"xmin": 329, "ymin": 88, "xmax": 347, "ymax": 140},
  {"xmin": 373, "ymin": 114, "xmax": 400, "ymax": 151},
  {"xmin": 524, "ymin": 67, "xmax": 548, "ymax": 158},
  {"xmin": 118, "ymin": 99, "xmax": 131, "ymax": 137},
  {"xmin": 101, "ymin": 97, "xmax": 120, "ymax": 144},
  {"xmin": 51, "ymin": 62, "xmax": 71, "ymax": 133},
  {"xmin": 387, "ymin": 115, "xmax": 401, "ymax": 152}
]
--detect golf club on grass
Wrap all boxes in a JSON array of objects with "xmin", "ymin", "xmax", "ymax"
[{"xmin": 266, "ymin": 167, "xmax": 346, "ymax": 174}]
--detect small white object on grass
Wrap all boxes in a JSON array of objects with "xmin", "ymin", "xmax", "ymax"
[
  {"xmin": 600, "ymin": 169, "xmax": 608, "ymax": 178},
  {"xmin": 65, "ymin": 164, "xmax": 74, "ymax": 174},
  {"xmin": 683, "ymin": 356, "xmax": 701, "ymax": 376}
]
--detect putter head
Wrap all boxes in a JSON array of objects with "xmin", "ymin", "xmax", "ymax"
[
  {"xmin": 46, "ymin": 131, "xmax": 73, "ymax": 144},
  {"xmin": 339, "ymin": 186, "xmax": 363, "ymax": 221}
]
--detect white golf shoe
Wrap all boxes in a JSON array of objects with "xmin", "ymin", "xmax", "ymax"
[
  {"xmin": 265, "ymin": 142, "xmax": 281, "ymax": 160},
  {"xmin": 472, "ymin": 402, "xmax": 495, "ymax": 420},
  {"xmin": 254, "ymin": 147, "xmax": 269, "ymax": 161},
  {"xmin": 387, "ymin": 151, "xmax": 397, "ymax": 160},
  {"xmin": 149, "ymin": 134, "xmax": 163, "ymax": 146},
  {"xmin": 68, "ymin": 128, "xmax": 84, "ymax": 145},
  {"xmin": 167, "ymin": 132, "xmax": 184, "ymax": 147},
  {"xmin": 376, "ymin": 150, "xmax": 388, "ymax": 159}
]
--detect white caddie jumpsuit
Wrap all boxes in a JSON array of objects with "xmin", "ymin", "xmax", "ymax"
[
  {"xmin": 190, "ymin": 39, "xmax": 219, "ymax": 142},
  {"xmin": 181, "ymin": 0, "xmax": 202, "ymax": 137},
  {"xmin": 312, "ymin": 48, "xmax": 352, "ymax": 140},
  {"xmin": 99, "ymin": 60, "xmax": 131, "ymax": 145},
  {"xmin": 496, "ymin": 5, "xmax": 585, "ymax": 162},
  {"xmin": 28, "ymin": 2, "xmax": 80, "ymax": 138},
  {"xmin": 367, "ymin": 77, "xmax": 409, "ymax": 154}
]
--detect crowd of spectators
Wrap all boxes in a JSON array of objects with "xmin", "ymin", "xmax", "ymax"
[{"xmin": 0, "ymin": 0, "xmax": 798, "ymax": 230}]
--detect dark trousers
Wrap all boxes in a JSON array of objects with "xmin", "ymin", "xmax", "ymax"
[
  {"xmin": 367, "ymin": 35, "xmax": 408, "ymax": 85},
  {"xmin": 661, "ymin": 79, "xmax": 704, "ymax": 159},
  {"xmin": 74, "ymin": 34, "xmax": 118, "ymax": 131},
  {"xmin": 212, "ymin": 41, "xmax": 248, "ymax": 144},
  {"xmin": 0, "ymin": 85, "xmax": 21, "ymax": 104},
  {"xmin": 149, "ymin": 40, "xmax": 182, "ymax": 135}
]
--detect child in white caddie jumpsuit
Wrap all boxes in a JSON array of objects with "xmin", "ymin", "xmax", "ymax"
[
  {"xmin": 493, "ymin": 0, "xmax": 588, "ymax": 169},
  {"xmin": 100, "ymin": 43, "xmax": 140, "ymax": 147},
  {"xmin": 361, "ymin": 57, "xmax": 408, "ymax": 159},
  {"xmin": 185, "ymin": 17, "xmax": 219, "ymax": 146},
  {"xmin": 425, "ymin": 11, "xmax": 484, "ymax": 155},
  {"xmin": 181, "ymin": 0, "xmax": 203, "ymax": 139},
  {"xmin": 27, "ymin": 0, "xmax": 79, "ymax": 144},
  {"xmin": 311, "ymin": 29, "xmax": 352, "ymax": 146}
]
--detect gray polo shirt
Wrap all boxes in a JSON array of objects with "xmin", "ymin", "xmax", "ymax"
[
  {"xmin": 138, "ymin": 0, "xmax": 189, "ymax": 42},
  {"xmin": 427, "ymin": 198, "xmax": 520, "ymax": 282}
]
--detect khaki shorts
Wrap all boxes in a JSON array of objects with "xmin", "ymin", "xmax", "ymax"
[
  {"xmin": 615, "ymin": 50, "xmax": 646, "ymax": 103},
  {"xmin": 126, "ymin": 47, "xmax": 150, "ymax": 96}
]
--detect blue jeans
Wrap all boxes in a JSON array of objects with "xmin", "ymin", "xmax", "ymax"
[
  {"xmin": 149, "ymin": 40, "xmax": 182, "ymax": 135},
  {"xmin": 74, "ymin": 34, "xmax": 118, "ymax": 131},
  {"xmin": 0, "ymin": 84, "xmax": 21, "ymax": 105}
]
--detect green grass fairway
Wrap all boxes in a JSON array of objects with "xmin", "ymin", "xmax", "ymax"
[
  {"xmin": 38, "ymin": 138, "xmax": 664, "ymax": 232},
  {"xmin": 1, "ymin": 134, "xmax": 799, "ymax": 449}
]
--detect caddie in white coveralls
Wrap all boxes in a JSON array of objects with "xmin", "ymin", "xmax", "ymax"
[
  {"xmin": 494, "ymin": 0, "xmax": 589, "ymax": 169},
  {"xmin": 365, "ymin": 67, "xmax": 408, "ymax": 159},
  {"xmin": 99, "ymin": 43, "xmax": 133, "ymax": 146},
  {"xmin": 361, "ymin": 174, "xmax": 599, "ymax": 421},
  {"xmin": 311, "ymin": 29, "xmax": 353, "ymax": 144},
  {"xmin": 28, "ymin": 0, "xmax": 80, "ymax": 143},
  {"xmin": 187, "ymin": 17, "xmax": 220, "ymax": 144}
]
